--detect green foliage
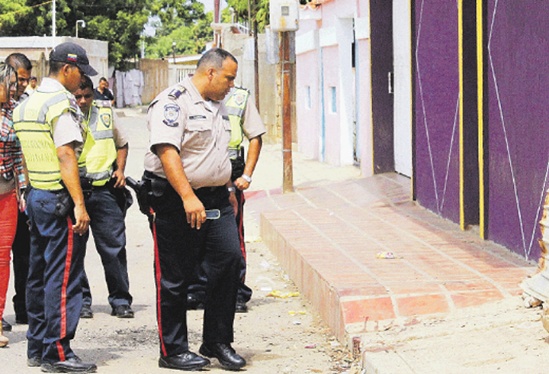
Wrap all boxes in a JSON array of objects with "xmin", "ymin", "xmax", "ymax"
[
  {"xmin": 224, "ymin": 0, "xmax": 270, "ymax": 32},
  {"xmin": 145, "ymin": 1, "xmax": 212, "ymax": 59},
  {"xmin": 0, "ymin": 0, "xmax": 211, "ymax": 69}
]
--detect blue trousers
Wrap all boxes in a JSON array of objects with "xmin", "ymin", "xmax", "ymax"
[
  {"xmin": 26, "ymin": 188, "xmax": 86, "ymax": 362},
  {"xmin": 148, "ymin": 183, "xmax": 241, "ymax": 357},
  {"xmin": 81, "ymin": 187, "xmax": 132, "ymax": 308}
]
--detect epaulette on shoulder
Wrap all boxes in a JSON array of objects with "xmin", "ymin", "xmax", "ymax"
[
  {"xmin": 234, "ymin": 86, "xmax": 250, "ymax": 94},
  {"xmin": 168, "ymin": 85, "xmax": 186, "ymax": 99}
]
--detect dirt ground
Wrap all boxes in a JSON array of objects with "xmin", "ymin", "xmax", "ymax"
[
  {"xmin": 1, "ymin": 108, "xmax": 363, "ymax": 373},
  {"xmin": 2, "ymin": 218, "xmax": 362, "ymax": 373}
]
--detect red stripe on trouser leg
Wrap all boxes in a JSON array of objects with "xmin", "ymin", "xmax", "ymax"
[
  {"xmin": 237, "ymin": 192, "xmax": 246, "ymax": 282},
  {"xmin": 151, "ymin": 212, "xmax": 167, "ymax": 357},
  {"xmin": 60, "ymin": 217, "xmax": 74, "ymax": 338},
  {"xmin": 56, "ymin": 341, "xmax": 65, "ymax": 361},
  {"xmin": 55, "ymin": 217, "xmax": 73, "ymax": 362}
]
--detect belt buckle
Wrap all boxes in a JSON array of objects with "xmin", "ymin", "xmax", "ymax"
[{"xmin": 205, "ymin": 209, "xmax": 220, "ymax": 220}]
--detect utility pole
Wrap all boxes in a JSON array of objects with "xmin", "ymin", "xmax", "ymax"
[
  {"xmin": 52, "ymin": 0, "xmax": 56, "ymax": 39},
  {"xmin": 248, "ymin": 0, "xmax": 260, "ymax": 110},
  {"xmin": 270, "ymin": 0, "xmax": 298, "ymax": 193},
  {"xmin": 214, "ymin": 0, "xmax": 221, "ymax": 47},
  {"xmin": 280, "ymin": 31, "xmax": 294, "ymax": 193},
  {"xmin": 253, "ymin": 3, "xmax": 260, "ymax": 110}
]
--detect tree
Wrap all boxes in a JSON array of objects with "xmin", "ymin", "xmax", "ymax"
[
  {"xmin": 0, "ymin": 0, "xmax": 150, "ymax": 69},
  {"xmin": 224, "ymin": 0, "xmax": 269, "ymax": 32},
  {"xmin": 0, "ymin": 0, "xmax": 212, "ymax": 68},
  {"xmin": 146, "ymin": 0, "xmax": 212, "ymax": 58}
]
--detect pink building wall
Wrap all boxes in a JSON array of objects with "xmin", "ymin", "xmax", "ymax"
[
  {"xmin": 321, "ymin": 45, "xmax": 342, "ymax": 165},
  {"xmin": 296, "ymin": 49, "xmax": 320, "ymax": 160},
  {"xmin": 295, "ymin": 1, "xmax": 373, "ymax": 175}
]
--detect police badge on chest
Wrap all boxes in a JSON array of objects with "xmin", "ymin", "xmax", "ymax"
[{"xmin": 163, "ymin": 104, "xmax": 180, "ymax": 127}]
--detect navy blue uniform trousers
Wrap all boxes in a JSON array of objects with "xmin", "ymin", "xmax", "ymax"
[
  {"xmin": 11, "ymin": 210, "xmax": 30, "ymax": 320},
  {"xmin": 81, "ymin": 187, "xmax": 132, "ymax": 308},
  {"xmin": 188, "ymin": 187, "xmax": 252, "ymax": 303},
  {"xmin": 26, "ymin": 188, "xmax": 85, "ymax": 363},
  {"xmin": 148, "ymin": 182, "xmax": 241, "ymax": 357}
]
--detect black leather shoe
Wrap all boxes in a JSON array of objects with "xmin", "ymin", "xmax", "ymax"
[
  {"xmin": 1, "ymin": 318, "xmax": 11, "ymax": 332},
  {"xmin": 235, "ymin": 300, "xmax": 248, "ymax": 313},
  {"xmin": 159, "ymin": 351, "xmax": 210, "ymax": 371},
  {"xmin": 27, "ymin": 356, "xmax": 41, "ymax": 367},
  {"xmin": 186, "ymin": 295, "xmax": 204, "ymax": 310},
  {"xmin": 41, "ymin": 356, "xmax": 97, "ymax": 373},
  {"xmin": 111, "ymin": 305, "xmax": 134, "ymax": 318},
  {"xmin": 80, "ymin": 305, "xmax": 93, "ymax": 319},
  {"xmin": 199, "ymin": 343, "xmax": 246, "ymax": 370}
]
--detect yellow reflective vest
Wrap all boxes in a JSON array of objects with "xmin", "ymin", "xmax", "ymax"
[
  {"xmin": 225, "ymin": 87, "xmax": 249, "ymax": 150},
  {"xmin": 13, "ymin": 90, "xmax": 77, "ymax": 190},
  {"xmin": 78, "ymin": 104, "xmax": 117, "ymax": 187}
]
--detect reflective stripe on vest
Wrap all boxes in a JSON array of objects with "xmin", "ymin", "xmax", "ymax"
[
  {"xmin": 78, "ymin": 105, "xmax": 117, "ymax": 186},
  {"xmin": 13, "ymin": 90, "xmax": 73, "ymax": 190},
  {"xmin": 225, "ymin": 88, "xmax": 249, "ymax": 150}
]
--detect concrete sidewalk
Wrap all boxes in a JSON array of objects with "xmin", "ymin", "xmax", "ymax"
[{"xmin": 245, "ymin": 143, "xmax": 547, "ymax": 373}]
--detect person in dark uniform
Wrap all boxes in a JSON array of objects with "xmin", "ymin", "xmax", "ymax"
[
  {"xmin": 187, "ymin": 85, "xmax": 266, "ymax": 313},
  {"xmin": 143, "ymin": 48, "xmax": 246, "ymax": 371},
  {"xmin": 13, "ymin": 42, "xmax": 97, "ymax": 373},
  {"xmin": 74, "ymin": 75, "xmax": 134, "ymax": 320},
  {"xmin": 93, "ymin": 77, "xmax": 115, "ymax": 106}
]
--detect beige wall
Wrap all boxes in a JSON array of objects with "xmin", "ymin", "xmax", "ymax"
[{"xmin": 139, "ymin": 58, "xmax": 169, "ymax": 105}]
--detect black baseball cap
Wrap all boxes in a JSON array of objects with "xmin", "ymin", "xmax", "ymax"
[{"xmin": 50, "ymin": 42, "xmax": 98, "ymax": 76}]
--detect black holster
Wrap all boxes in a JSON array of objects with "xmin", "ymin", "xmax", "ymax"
[
  {"xmin": 54, "ymin": 189, "xmax": 74, "ymax": 218},
  {"xmin": 126, "ymin": 175, "xmax": 152, "ymax": 215},
  {"xmin": 230, "ymin": 147, "xmax": 245, "ymax": 182},
  {"xmin": 107, "ymin": 178, "xmax": 133, "ymax": 216}
]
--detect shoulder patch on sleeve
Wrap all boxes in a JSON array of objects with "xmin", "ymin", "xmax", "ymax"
[{"xmin": 163, "ymin": 103, "xmax": 180, "ymax": 127}]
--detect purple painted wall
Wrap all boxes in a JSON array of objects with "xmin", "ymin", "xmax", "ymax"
[
  {"xmin": 414, "ymin": 1, "xmax": 460, "ymax": 223},
  {"xmin": 486, "ymin": 1, "xmax": 549, "ymax": 260}
]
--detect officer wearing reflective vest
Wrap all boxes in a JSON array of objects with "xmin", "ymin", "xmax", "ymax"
[
  {"xmin": 187, "ymin": 86, "xmax": 266, "ymax": 313},
  {"xmin": 12, "ymin": 42, "xmax": 98, "ymax": 373},
  {"xmin": 75, "ymin": 75, "xmax": 134, "ymax": 321}
]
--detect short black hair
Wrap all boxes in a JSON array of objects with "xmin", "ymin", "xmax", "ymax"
[
  {"xmin": 5, "ymin": 53, "xmax": 32, "ymax": 71},
  {"xmin": 79, "ymin": 75, "xmax": 94, "ymax": 91},
  {"xmin": 197, "ymin": 48, "xmax": 237, "ymax": 70},
  {"xmin": 49, "ymin": 60, "xmax": 66, "ymax": 75},
  {"xmin": 99, "ymin": 77, "xmax": 108, "ymax": 83}
]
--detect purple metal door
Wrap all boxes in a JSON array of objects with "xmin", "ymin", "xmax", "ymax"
[
  {"xmin": 414, "ymin": 1, "xmax": 460, "ymax": 223},
  {"xmin": 486, "ymin": 1, "xmax": 549, "ymax": 260}
]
